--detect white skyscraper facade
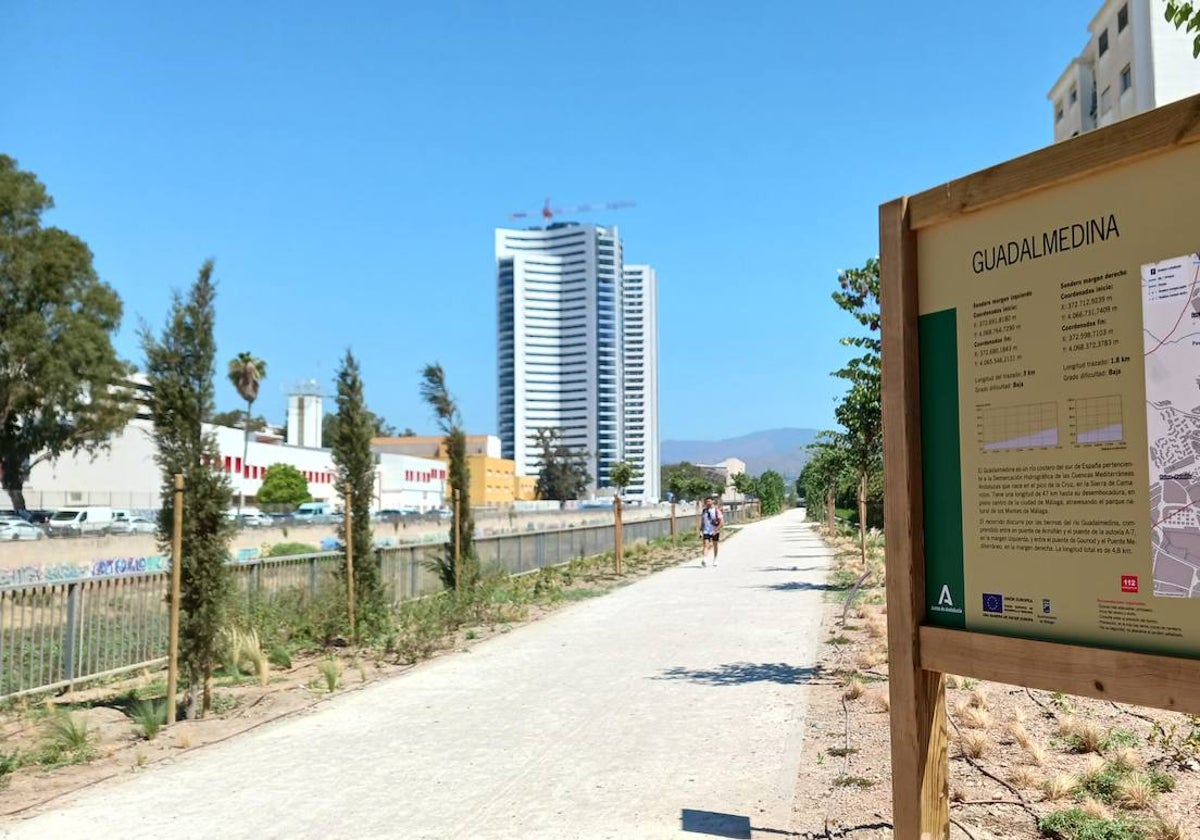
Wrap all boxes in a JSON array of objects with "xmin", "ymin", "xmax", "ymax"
[
  {"xmin": 496, "ymin": 223, "xmax": 659, "ymax": 501},
  {"xmin": 622, "ymin": 265, "xmax": 660, "ymax": 502}
]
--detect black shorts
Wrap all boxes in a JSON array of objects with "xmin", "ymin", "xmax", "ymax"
[{"xmin": 703, "ymin": 532, "xmax": 720, "ymax": 543}]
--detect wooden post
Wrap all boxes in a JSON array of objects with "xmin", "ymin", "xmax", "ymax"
[
  {"xmin": 613, "ymin": 495, "xmax": 624, "ymax": 575},
  {"xmin": 881, "ymin": 196, "xmax": 949, "ymax": 839},
  {"xmin": 166, "ymin": 473, "xmax": 184, "ymax": 726},
  {"xmin": 345, "ymin": 486, "xmax": 356, "ymax": 643},
  {"xmin": 670, "ymin": 501, "xmax": 677, "ymax": 542},
  {"xmin": 453, "ymin": 489, "xmax": 461, "ymax": 594}
]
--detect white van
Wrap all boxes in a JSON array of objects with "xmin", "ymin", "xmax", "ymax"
[
  {"xmin": 47, "ymin": 506, "xmax": 116, "ymax": 537},
  {"xmin": 293, "ymin": 501, "xmax": 334, "ymax": 522}
]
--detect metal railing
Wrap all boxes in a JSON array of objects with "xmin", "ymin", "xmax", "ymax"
[{"xmin": 0, "ymin": 504, "xmax": 758, "ymax": 701}]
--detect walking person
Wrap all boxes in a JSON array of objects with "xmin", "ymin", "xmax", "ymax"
[{"xmin": 700, "ymin": 495, "xmax": 724, "ymax": 566}]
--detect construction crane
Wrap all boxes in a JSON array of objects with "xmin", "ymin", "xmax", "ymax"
[{"xmin": 509, "ymin": 198, "xmax": 636, "ymax": 225}]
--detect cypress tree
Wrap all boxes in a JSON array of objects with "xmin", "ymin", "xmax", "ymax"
[
  {"xmin": 141, "ymin": 260, "xmax": 234, "ymax": 719},
  {"xmin": 331, "ymin": 350, "xmax": 381, "ymax": 630}
]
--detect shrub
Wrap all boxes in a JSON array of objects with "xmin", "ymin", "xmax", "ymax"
[
  {"xmin": 129, "ymin": 699, "xmax": 166, "ymax": 741},
  {"xmin": 316, "ymin": 657, "xmax": 341, "ymax": 692},
  {"xmin": 0, "ymin": 751, "xmax": 18, "ymax": 788},
  {"xmin": 39, "ymin": 709, "xmax": 95, "ymax": 766},
  {"xmin": 1038, "ymin": 807, "xmax": 1142, "ymax": 840}
]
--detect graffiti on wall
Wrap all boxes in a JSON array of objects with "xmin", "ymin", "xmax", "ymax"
[{"xmin": 0, "ymin": 555, "xmax": 167, "ymax": 588}]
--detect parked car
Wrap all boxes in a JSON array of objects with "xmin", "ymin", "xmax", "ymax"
[
  {"xmin": 107, "ymin": 516, "xmax": 157, "ymax": 535},
  {"xmin": 0, "ymin": 521, "xmax": 46, "ymax": 541},
  {"xmin": 46, "ymin": 506, "xmax": 115, "ymax": 537}
]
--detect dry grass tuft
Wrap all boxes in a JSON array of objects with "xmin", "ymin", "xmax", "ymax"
[
  {"xmin": 1147, "ymin": 818, "xmax": 1186, "ymax": 840},
  {"xmin": 1042, "ymin": 773, "xmax": 1079, "ymax": 801},
  {"xmin": 865, "ymin": 617, "xmax": 886, "ymax": 640},
  {"xmin": 175, "ymin": 732, "xmax": 192, "ymax": 750},
  {"xmin": 855, "ymin": 647, "xmax": 886, "ymax": 670},
  {"xmin": 1007, "ymin": 722, "xmax": 1033, "ymax": 750},
  {"xmin": 958, "ymin": 704, "xmax": 993, "ymax": 730},
  {"xmin": 967, "ymin": 687, "xmax": 989, "ymax": 709},
  {"xmin": 1073, "ymin": 719, "xmax": 1106, "ymax": 753},
  {"xmin": 867, "ymin": 689, "xmax": 890, "ymax": 712},
  {"xmin": 1079, "ymin": 754, "xmax": 1108, "ymax": 783},
  {"xmin": 842, "ymin": 678, "xmax": 866, "ymax": 701},
  {"xmin": 957, "ymin": 730, "xmax": 992, "ymax": 759},
  {"xmin": 1115, "ymin": 773, "xmax": 1156, "ymax": 810},
  {"xmin": 1007, "ymin": 766, "xmax": 1044, "ymax": 790},
  {"xmin": 1025, "ymin": 743, "xmax": 1048, "ymax": 767},
  {"xmin": 1056, "ymin": 715, "xmax": 1079, "ymax": 738},
  {"xmin": 945, "ymin": 675, "xmax": 964, "ymax": 690},
  {"xmin": 1011, "ymin": 706, "xmax": 1027, "ymax": 725},
  {"xmin": 1078, "ymin": 797, "xmax": 1114, "ymax": 821},
  {"xmin": 1112, "ymin": 747, "xmax": 1144, "ymax": 769}
]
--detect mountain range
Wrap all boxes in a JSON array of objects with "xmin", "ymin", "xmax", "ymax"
[{"xmin": 661, "ymin": 427, "xmax": 820, "ymax": 479}]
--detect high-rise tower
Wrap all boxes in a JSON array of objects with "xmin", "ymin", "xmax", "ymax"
[{"xmin": 497, "ymin": 223, "xmax": 657, "ymax": 497}]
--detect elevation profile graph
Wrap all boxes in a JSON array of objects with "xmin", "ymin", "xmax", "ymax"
[
  {"xmin": 978, "ymin": 402, "xmax": 1060, "ymax": 452},
  {"xmin": 1070, "ymin": 394, "xmax": 1125, "ymax": 445}
]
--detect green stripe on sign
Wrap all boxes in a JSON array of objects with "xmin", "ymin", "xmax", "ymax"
[{"xmin": 919, "ymin": 308, "xmax": 966, "ymax": 629}]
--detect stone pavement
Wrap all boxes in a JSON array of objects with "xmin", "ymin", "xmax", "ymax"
[{"xmin": 1, "ymin": 509, "xmax": 833, "ymax": 840}]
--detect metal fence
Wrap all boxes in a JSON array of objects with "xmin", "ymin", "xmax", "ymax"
[{"xmin": 0, "ymin": 505, "xmax": 758, "ymax": 701}]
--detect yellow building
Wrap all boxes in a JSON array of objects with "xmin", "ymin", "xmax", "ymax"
[
  {"xmin": 372, "ymin": 434, "xmax": 533, "ymax": 507},
  {"xmin": 514, "ymin": 474, "xmax": 538, "ymax": 502},
  {"xmin": 462, "ymin": 454, "xmax": 510, "ymax": 506}
]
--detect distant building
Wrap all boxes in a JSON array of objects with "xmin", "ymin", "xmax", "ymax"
[
  {"xmin": 622, "ymin": 265, "xmax": 660, "ymax": 503},
  {"xmin": 696, "ymin": 457, "xmax": 748, "ymax": 503},
  {"xmin": 26, "ymin": 419, "xmax": 447, "ymax": 512},
  {"xmin": 286, "ymin": 380, "xmax": 325, "ymax": 448},
  {"xmin": 495, "ymin": 223, "xmax": 661, "ymax": 501},
  {"xmin": 1049, "ymin": 0, "xmax": 1200, "ymax": 142},
  {"xmin": 371, "ymin": 434, "xmax": 532, "ymax": 507}
]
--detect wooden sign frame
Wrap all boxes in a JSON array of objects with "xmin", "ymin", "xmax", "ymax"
[{"xmin": 880, "ymin": 93, "xmax": 1200, "ymax": 839}]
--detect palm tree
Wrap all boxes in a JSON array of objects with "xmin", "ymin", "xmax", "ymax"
[{"xmin": 227, "ymin": 352, "xmax": 267, "ymax": 518}]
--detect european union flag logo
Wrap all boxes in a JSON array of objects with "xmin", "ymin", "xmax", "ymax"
[{"xmin": 982, "ymin": 593, "xmax": 1004, "ymax": 614}]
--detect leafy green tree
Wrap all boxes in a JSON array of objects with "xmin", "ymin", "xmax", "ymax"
[
  {"xmin": 1166, "ymin": 0, "xmax": 1200, "ymax": 56},
  {"xmin": 0, "ymin": 155, "xmax": 135, "ymax": 511},
  {"xmin": 757, "ymin": 470, "xmax": 786, "ymax": 515},
  {"xmin": 209, "ymin": 409, "xmax": 266, "ymax": 431},
  {"xmin": 227, "ymin": 352, "xmax": 267, "ymax": 518},
  {"xmin": 831, "ymin": 258, "xmax": 882, "ymax": 564},
  {"xmin": 731, "ymin": 472, "xmax": 758, "ymax": 498},
  {"xmin": 608, "ymin": 461, "xmax": 636, "ymax": 496},
  {"xmin": 799, "ymin": 438, "xmax": 849, "ymax": 531},
  {"xmin": 141, "ymin": 260, "xmax": 234, "ymax": 719},
  {"xmin": 662, "ymin": 462, "xmax": 721, "ymax": 501},
  {"xmin": 421, "ymin": 363, "xmax": 477, "ymax": 589},
  {"xmin": 255, "ymin": 463, "xmax": 311, "ymax": 509},
  {"xmin": 331, "ymin": 350, "xmax": 381, "ymax": 629},
  {"xmin": 531, "ymin": 427, "xmax": 591, "ymax": 501}
]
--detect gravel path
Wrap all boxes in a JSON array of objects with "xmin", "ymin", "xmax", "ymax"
[{"xmin": 2, "ymin": 509, "xmax": 832, "ymax": 840}]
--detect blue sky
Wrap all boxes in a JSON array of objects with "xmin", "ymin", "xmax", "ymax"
[{"xmin": 2, "ymin": 1, "xmax": 1099, "ymax": 441}]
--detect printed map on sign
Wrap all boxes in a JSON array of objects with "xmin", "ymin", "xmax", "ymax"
[{"xmin": 1142, "ymin": 251, "xmax": 1200, "ymax": 598}]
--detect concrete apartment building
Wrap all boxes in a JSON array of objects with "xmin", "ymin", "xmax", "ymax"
[
  {"xmin": 496, "ymin": 223, "xmax": 660, "ymax": 501},
  {"xmin": 1048, "ymin": 0, "xmax": 1200, "ymax": 142}
]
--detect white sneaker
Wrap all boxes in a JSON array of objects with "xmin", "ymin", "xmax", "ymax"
[{"xmin": 700, "ymin": 557, "xmax": 707, "ymax": 567}]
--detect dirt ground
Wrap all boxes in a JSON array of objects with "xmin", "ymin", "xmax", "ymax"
[
  {"xmin": 790, "ymin": 531, "xmax": 1200, "ymax": 840},
  {"xmin": 0, "ymin": 535, "xmax": 706, "ymax": 819}
]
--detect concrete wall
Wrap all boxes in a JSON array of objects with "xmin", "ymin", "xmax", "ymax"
[{"xmin": 0, "ymin": 505, "xmax": 682, "ymax": 569}]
